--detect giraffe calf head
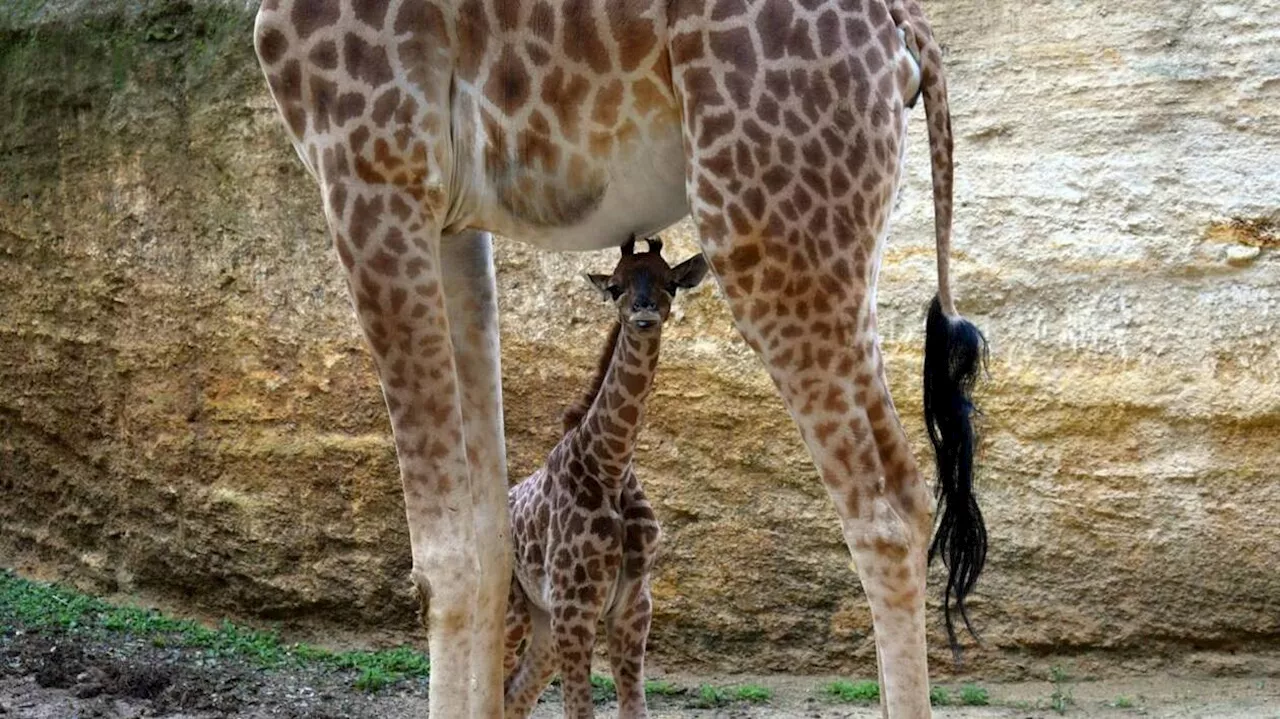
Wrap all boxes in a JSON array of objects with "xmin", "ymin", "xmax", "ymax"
[{"xmin": 586, "ymin": 237, "xmax": 708, "ymax": 331}]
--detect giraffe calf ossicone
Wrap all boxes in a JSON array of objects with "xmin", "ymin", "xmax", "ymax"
[{"xmin": 503, "ymin": 238, "xmax": 708, "ymax": 719}]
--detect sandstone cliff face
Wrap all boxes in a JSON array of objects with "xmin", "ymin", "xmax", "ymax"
[{"xmin": 1, "ymin": 0, "xmax": 1277, "ymax": 678}]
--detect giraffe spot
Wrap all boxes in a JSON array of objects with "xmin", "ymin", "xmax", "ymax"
[
  {"xmin": 757, "ymin": 0, "xmax": 793, "ymax": 60},
  {"xmin": 395, "ymin": 0, "xmax": 448, "ymax": 41},
  {"xmin": 525, "ymin": 42, "xmax": 551, "ymax": 66},
  {"xmin": 864, "ymin": 45, "xmax": 885, "ymax": 73},
  {"xmin": 670, "ymin": 30, "xmax": 705, "ymax": 65},
  {"xmin": 845, "ymin": 16, "xmax": 871, "ymax": 46},
  {"xmin": 728, "ymin": 244, "xmax": 761, "ymax": 273},
  {"xmin": 743, "ymin": 186, "xmax": 766, "ymax": 219},
  {"xmin": 344, "ymin": 33, "xmax": 394, "ymax": 87},
  {"xmin": 349, "ymin": 194, "xmax": 384, "ymax": 249},
  {"xmin": 590, "ymin": 516, "xmax": 615, "ymax": 540},
  {"xmin": 726, "ymin": 203, "xmax": 751, "ymax": 236},
  {"xmin": 696, "ymin": 175, "xmax": 723, "ymax": 207},
  {"xmin": 607, "ymin": 0, "xmax": 657, "ymax": 72},
  {"xmin": 709, "ymin": 27, "xmax": 756, "ymax": 74},
  {"xmin": 530, "ymin": 1, "xmax": 555, "ymax": 41},
  {"xmin": 384, "ymin": 227, "xmax": 409, "ymax": 254},
  {"xmin": 563, "ymin": 0, "xmax": 612, "ymax": 74},
  {"xmin": 517, "ymin": 129, "xmax": 560, "ymax": 172},
  {"xmin": 710, "ymin": 0, "xmax": 745, "ymax": 20},
  {"xmin": 579, "ymin": 479, "xmax": 603, "ymax": 510},
  {"xmin": 631, "ymin": 78, "xmax": 669, "ymax": 116},
  {"xmin": 801, "ymin": 167, "xmax": 830, "ymax": 198},
  {"xmin": 388, "ymin": 285, "xmax": 408, "ymax": 313},
  {"xmin": 292, "ymin": 0, "xmax": 340, "ymax": 40},
  {"xmin": 456, "ymin": 0, "xmax": 489, "ymax": 76},
  {"xmin": 256, "ymin": 27, "xmax": 288, "ymax": 65},
  {"xmin": 785, "ymin": 18, "xmax": 817, "ymax": 60},
  {"xmin": 361, "ymin": 89, "xmax": 398, "ymax": 131},
  {"xmin": 332, "ymin": 92, "xmax": 365, "ymax": 126},
  {"xmin": 492, "ymin": 0, "xmax": 522, "ymax": 32},
  {"xmin": 793, "ymin": 184, "xmax": 813, "ymax": 214},
  {"xmin": 541, "ymin": 68, "xmax": 592, "ymax": 140},
  {"xmin": 326, "ymin": 183, "xmax": 348, "ymax": 218},
  {"xmin": 352, "ymin": 0, "xmax": 391, "ymax": 28},
  {"xmin": 761, "ymin": 166, "xmax": 791, "ymax": 193},
  {"xmin": 308, "ymin": 76, "xmax": 338, "ymax": 132},
  {"xmin": 284, "ymin": 105, "xmax": 307, "ymax": 137},
  {"xmin": 486, "ymin": 47, "xmax": 532, "ymax": 115},
  {"xmin": 723, "ymin": 71, "xmax": 754, "ymax": 109},
  {"xmin": 702, "ymin": 146, "xmax": 734, "ymax": 178},
  {"xmin": 808, "ymin": 205, "xmax": 829, "ymax": 235},
  {"xmin": 697, "ymin": 111, "xmax": 735, "ymax": 149},
  {"xmin": 592, "ymin": 79, "xmax": 624, "ymax": 127}
]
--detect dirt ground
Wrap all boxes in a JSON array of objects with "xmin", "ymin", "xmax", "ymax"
[{"xmin": 2, "ymin": 627, "xmax": 1278, "ymax": 719}]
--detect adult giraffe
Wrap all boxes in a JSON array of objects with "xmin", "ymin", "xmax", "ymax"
[{"xmin": 252, "ymin": 0, "xmax": 987, "ymax": 715}]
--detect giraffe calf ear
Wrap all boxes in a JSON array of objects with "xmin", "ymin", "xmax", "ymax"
[
  {"xmin": 670, "ymin": 254, "xmax": 710, "ymax": 291},
  {"xmin": 585, "ymin": 273, "xmax": 614, "ymax": 300}
]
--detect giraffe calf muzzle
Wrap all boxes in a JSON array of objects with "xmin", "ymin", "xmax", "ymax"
[{"xmin": 629, "ymin": 310, "xmax": 661, "ymax": 330}]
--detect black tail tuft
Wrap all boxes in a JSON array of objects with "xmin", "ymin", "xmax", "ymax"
[{"xmin": 922, "ymin": 295, "xmax": 988, "ymax": 663}]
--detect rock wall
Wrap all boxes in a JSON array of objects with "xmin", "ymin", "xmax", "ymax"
[{"xmin": 1, "ymin": 0, "xmax": 1277, "ymax": 678}]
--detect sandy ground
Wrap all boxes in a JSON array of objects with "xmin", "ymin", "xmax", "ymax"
[{"xmin": 2, "ymin": 627, "xmax": 1278, "ymax": 718}]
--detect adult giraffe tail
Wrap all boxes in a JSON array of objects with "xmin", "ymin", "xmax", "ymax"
[{"xmin": 902, "ymin": 2, "xmax": 989, "ymax": 662}]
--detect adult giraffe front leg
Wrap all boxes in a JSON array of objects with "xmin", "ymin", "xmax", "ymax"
[
  {"xmin": 253, "ymin": 4, "xmax": 508, "ymax": 715},
  {"xmin": 669, "ymin": 0, "xmax": 985, "ymax": 715}
]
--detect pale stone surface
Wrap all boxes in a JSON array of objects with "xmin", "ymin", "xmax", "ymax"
[{"xmin": 0, "ymin": 0, "xmax": 1277, "ymax": 677}]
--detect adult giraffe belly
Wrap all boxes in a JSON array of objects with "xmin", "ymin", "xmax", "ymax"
[{"xmin": 463, "ymin": 114, "xmax": 690, "ymax": 251}]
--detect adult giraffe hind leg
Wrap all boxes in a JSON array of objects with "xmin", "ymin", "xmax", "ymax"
[
  {"xmin": 670, "ymin": 0, "xmax": 944, "ymax": 715},
  {"xmin": 440, "ymin": 231, "xmax": 514, "ymax": 709}
]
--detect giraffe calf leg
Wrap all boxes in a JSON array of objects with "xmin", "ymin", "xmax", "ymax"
[
  {"xmin": 505, "ymin": 611, "xmax": 557, "ymax": 719},
  {"xmin": 607, "ymin": 579, "xmax": 653, "ymax": 719},
  {"xmin": 503, "ymin": 577, "xmax": 533, "ymax": 679}
]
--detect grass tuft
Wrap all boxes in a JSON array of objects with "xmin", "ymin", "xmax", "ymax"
[
  {"xmin": 644, "ymin": 679, "xmax": 683, "ymax": 697},
  {"xmin": 820, "ymin": 679, "xmax": 880, "ymax": 703},
  {"xmin": 930, "ymin": 685, "xmax": 951, "ymax": 706},
  {"xmin": 1049, "ymin": 665, "xmax": 1074, "ymax": 714},
  {"xmin": 959, "ymin": 684, "xmax": 990, "ymax": 706},
  {"xmin": 733, "ymin": 684, "xmax": 773, "ymax": 703},
  {"xmin": 0, "ymin": 570, "xmax": 429, "ymax": 690},
  {"xmin": 689, "ymin": 684, "xmax": 732, "ymax": 708}
]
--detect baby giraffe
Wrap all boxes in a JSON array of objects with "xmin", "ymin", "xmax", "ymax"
[{"xmin": 504, "ymin": 237, "xmax": 708, "ymax": 719}]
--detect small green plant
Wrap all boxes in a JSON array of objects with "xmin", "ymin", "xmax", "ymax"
[
  {"xmin": 1111, "ymin": 696, "xmax": 1135, "ymax": 709},
  {"xmin": 733, "ymin": 684, "xmax": 773, "ymax": 703},
  {"xmin": 591, "ymin": 674, "xmax": 617, "ymax": 702},
  {"xmin": 689, "ymin": 684, "xmax": 732, "ymax": 708},
  {"xmin": 930, "ymin": 685, "xmax": 951, "ymax": 706},
  {"xmin": 354, "ymin": 667, "xmax": 394, "ymax": 692},
  {"xmin": 1049, "ymin": 665, "xmax": 1074, "ymax": 714},
  {"xmin": 821, "ymin": 679, "xmax": 880, "ymax": 703},
  {"xmin": 644, "ymin": 679, "xmax": 683, "ymax": 697},
  {"xmin": 959, "ymin": 684, "xmax": 990, "ymax": 706}
]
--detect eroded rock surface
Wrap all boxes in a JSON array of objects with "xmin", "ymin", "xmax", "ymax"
[{"xmin": 1, "ymin": 0, "xmax": 1277, "ymax": 676}]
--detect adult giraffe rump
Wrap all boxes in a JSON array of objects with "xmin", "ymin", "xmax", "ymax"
[{"xmin": 253, "ymin": 0, "xmax": 986, "ymax": 715}]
